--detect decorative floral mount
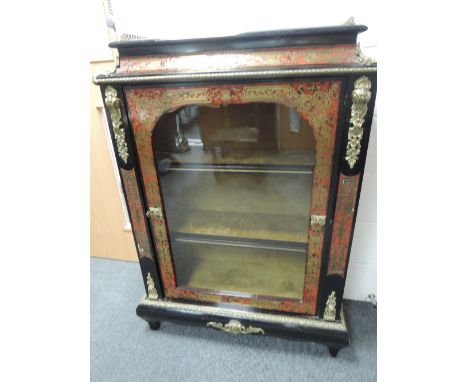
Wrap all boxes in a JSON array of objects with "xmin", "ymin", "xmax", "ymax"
[
  {"xmin": 104, "ymin": 86, "xmax": 129, "ymax": 163},
  {"xmin": 207, "ymin": 320, "xmax": 265, "ymax": 335},
  {"xmin": 345, "ymin": 76, "xmax": 372, "ymax": 169},
  {"xmin": 323, "ymin": 291, "xmax": 337, "ymax": 321}
]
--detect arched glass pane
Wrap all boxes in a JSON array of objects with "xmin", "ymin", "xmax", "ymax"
[{"xmin": 153, "ymin": 103, "xmax": 315, "ymax": 299}]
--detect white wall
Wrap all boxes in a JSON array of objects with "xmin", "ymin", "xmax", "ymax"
[
  {"xmin": 110, "ymin": 0, "xmax": 378, "ymax": 49},
  {"xmin": 344, "ymin": 111, "xmax": 377, "ymax": 301},
  {"xmin": 104, "ymin": 0, "xmax": 377, "ymax": 302}
]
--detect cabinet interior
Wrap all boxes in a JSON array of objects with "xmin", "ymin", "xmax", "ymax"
[{"xmin": 153, "ymin": 103, "xmax": 315, "ymax": 299}]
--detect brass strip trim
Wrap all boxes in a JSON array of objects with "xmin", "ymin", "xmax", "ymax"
[
  {"xmin": 174, "ymin": 237, "xmax": 306, "ymax": 253},
  {"xmin": 140, "ymin": 297, "xmax": 347, "ymax": 332},
  {"xmin": 93, "ymin": 66, "xmax": 377, "ymax": 84}
]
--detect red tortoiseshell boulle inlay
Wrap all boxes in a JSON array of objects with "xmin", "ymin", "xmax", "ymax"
[
  {"xmin": 328, "ymin": 174, "xmax": 360, "ymax": 276},
  {"xmin": 117, "ymin": 45, "xmax": 359, "ymax": 75},
  {"xmin": 120, "ymin": 169, "xmax": 154, "ymax": 262},
  {"xmin": 125, "ymin": 80, "xmax": 342, "ymax": 314}
]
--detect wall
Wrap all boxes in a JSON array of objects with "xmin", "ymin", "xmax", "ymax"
[
  {"xmin": 90, "ymin": 0, "xmax": 138, "ymax": 262},
  {"xmin": 344, "ymin": 111, "xmax": 377, "ymax": 301}
]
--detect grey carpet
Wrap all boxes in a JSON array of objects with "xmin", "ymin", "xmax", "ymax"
[{"xmin": 91, "ymin": 257, "xmax": 376, "ymax": 382}]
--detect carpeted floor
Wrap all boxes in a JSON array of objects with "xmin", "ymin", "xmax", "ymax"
[{"xmin": 91, "ymin": 257, "xmax": 376, "ymax": 382}]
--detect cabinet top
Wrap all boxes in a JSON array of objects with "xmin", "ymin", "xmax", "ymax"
[
  {"xmin": 94, "ymin": 24, "xmax": 376, "ymax": 84},
  {"xmin": 110, "ymin": 25, "xmax": 368, "ymax": 57}
]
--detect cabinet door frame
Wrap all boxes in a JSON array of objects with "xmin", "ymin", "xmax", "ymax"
[{"xmin": 124, "ymin": 78, "xmax": 344, "ymax": 315}]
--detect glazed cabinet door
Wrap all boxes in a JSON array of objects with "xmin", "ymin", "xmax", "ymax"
[{"xmin": 124, "ymin": 80, "xmax": 343, "ymax": 315}]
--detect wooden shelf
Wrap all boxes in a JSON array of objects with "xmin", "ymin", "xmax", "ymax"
[
  {"xmin": 161, "ymin": 166, "xmax": 312, "ymax": 245},
  {"xmin": 172, "ymin": 240, "xmax": 306, "ymax": 299},
  {"xmin": 156, "ymin": 147, "xmax": 314, "ymax": 168},
  {"xmin": 160, "ymin": 170, "xmax": 312, "ymax": 218},
  {"xmin": 172, "ymin": 232, "xmax": 306, "ymax": 253},
  {"xmin": 166, "ymin": 208, "xmax": 309, "ymax": 244}
]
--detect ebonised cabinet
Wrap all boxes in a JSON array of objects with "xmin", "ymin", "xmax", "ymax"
[{"xmin": 94, "ymin": 23, "xmax": 377, "ymax": 357}]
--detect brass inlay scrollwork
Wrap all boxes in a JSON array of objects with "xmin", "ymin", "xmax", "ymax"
[
  {"xmin": 328, "ymin": 175, "xmax": 360, "ymax": 276},
  {"xmin": 146, "ymin": 273, "xmax": 159, "ymax": 300},
  {"xmin": 207, "ymin": 320, "xmax": 265, "ymax": 335},
  {"xmin": 345, "ymin": 76, "xmax": 372, "ymax": 169},
  {"xmin": 120, "ymin": 169, "xmax": 153, "ymax": 260},
  {"xmin": 323, "ymin": 291, "xmax": 337, "ymax": 321},
  {"xmin": 104, "ymin": 86, "xmax": 129, "ymax": 163}
]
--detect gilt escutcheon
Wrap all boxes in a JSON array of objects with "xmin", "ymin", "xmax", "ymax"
[{"xmin": 207, "ymin": 320, "xmax": 265, "ymax": 335}]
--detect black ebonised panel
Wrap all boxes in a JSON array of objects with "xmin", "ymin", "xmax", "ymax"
[
  {"xmin": 136, "ymin": 300, "xmax": 350, "ymax": 354},
  {"xmin": 111, "ymin": 25, "xmax": 368, "ymax": 56}
]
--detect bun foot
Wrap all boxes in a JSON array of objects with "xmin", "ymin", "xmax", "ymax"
[
  {"xmin": 328, "ymin": 347, "xmax": 340, "ymax": 357},
  {"xmin": 149, "ymin": 320, "xmax": 161, "ymax": 331}
]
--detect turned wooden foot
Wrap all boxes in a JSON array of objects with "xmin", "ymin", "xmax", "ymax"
[{"xmin": 328, "ymin": 347, "xmax": 340, "ymax": 357}]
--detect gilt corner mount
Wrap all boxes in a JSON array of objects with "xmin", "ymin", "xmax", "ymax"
[
  {"xmin": 104, "ymin": 86, "xmax": 129, "ymax": 163},
  {"xmin": 345, "ymin": 76, "xmax": 372, "ymax": 169}
]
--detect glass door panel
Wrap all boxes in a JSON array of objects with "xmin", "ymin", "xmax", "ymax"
[{"xmin": 153, "ymin": 103, "xmax": 315, "ymax": 299}]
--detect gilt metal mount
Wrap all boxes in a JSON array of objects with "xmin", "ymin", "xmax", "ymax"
[
  {"xmin": 356, "ymin": 43, "xmax": 377, "ymax": 66},
  {"xmin": 323, "ymin": 291, "xmax": 337, "ymax": 321},
  {"xmin": 146, "ymin": 273, "xmax": 159, "ymax": 300},
  {"xmin": 146, "ymin": 207, "xmax": 163, "ymax": 218},
  {"xmin": 345, "ymin": 76, "xmax": 372, "ymax": 169},
  {"xmin": 207, "ymin": 320, "xmax": 265, "ymax": 335},
  {"xmin": 310, "ymin": 215, "xmax": 326, "ymax": 231},
  {"xmin": 104, "ymin": 86, "xmax": 129, "ymax": 163}
]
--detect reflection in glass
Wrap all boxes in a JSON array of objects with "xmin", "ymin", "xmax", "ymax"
[{"xmin": 153, "ymin": 103, "xmax": 315, "ymax": 299}]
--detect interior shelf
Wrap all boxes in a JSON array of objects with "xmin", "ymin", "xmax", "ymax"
[
  {"xmin": 160, "ymin": 170, "xmax": 312, "ymax": 217},
  {"xmin": 172, "ymin": 232, "xmax": 306, "ymax": 253},
  {"xmin": 162, "ymin": 163, "xmax": 313, "ymax": 175},
  {"xmin": 156, "ymin": 147, "xmax": 315, "ymax": 169},
  {"xmin": 166, "ymin": 208, "xmax": 310, "ymax": 244},
  {"xmin": 172, "ymin": 240, "xmax": 306, "ymax": 299}
]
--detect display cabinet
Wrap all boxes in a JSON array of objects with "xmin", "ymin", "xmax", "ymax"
[{"xmin": 94, "ymin": 23, "xmax": 377, "ymax": 357}]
